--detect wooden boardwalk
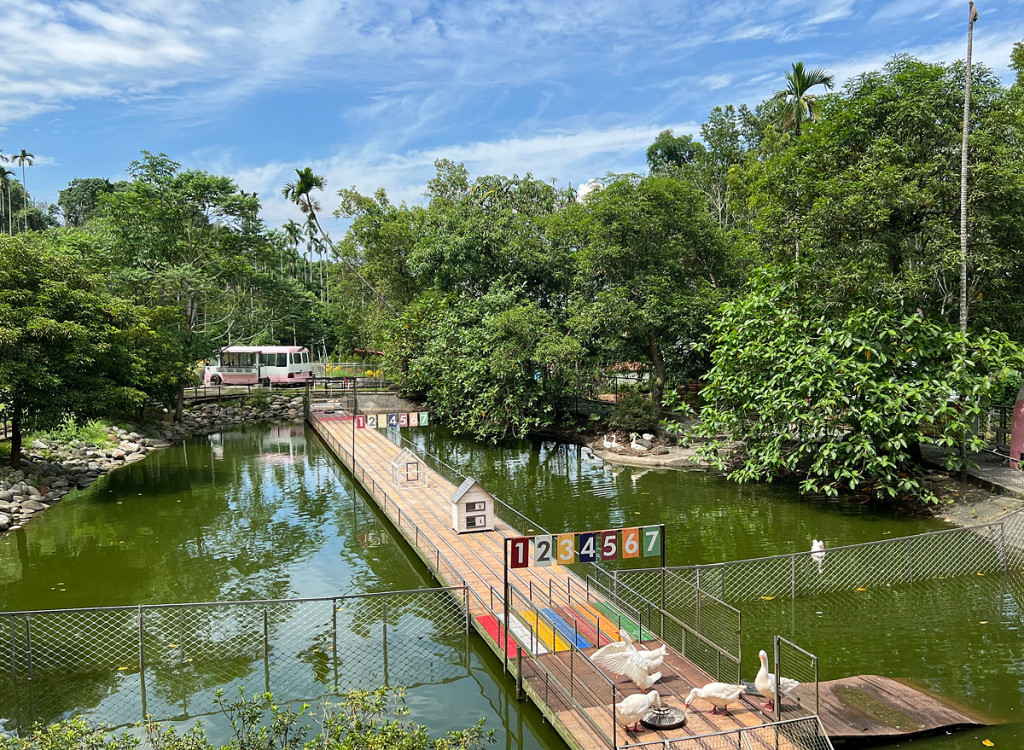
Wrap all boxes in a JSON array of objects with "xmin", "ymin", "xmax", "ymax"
[
  {"xmin": 308, "ymin": 411, "xmax": 800, "ymax": 749},
  {"xmin": 308, "ymin": 409, "xmax": 992, "ymax": 749}
]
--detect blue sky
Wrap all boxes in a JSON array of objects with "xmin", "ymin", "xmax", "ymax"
[{"xmin": 2, "ymin": 0, "xmax": 1023, "ymax": 232}]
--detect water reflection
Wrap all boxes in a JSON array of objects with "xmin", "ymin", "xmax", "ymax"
[{"xmin": 0, "ymin": 424, "xmax": 562, "ymax": 750}]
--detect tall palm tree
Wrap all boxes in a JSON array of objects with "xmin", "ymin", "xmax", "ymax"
[
  {"xmin": 771, "ymin": 62, "xmax": 835, "ymax": 136},
  {"xmin": 281, "ymin": 167, "xmax": 396, "ymax": 313},
  {"xmin": 0, "ymin": 167, "xmax": 14, "ymax": 234},
  {"xmin": 12, "ymin": 149, "xmax": 34, "ymax": 232},
  {"xmin": 282, "ymin": 219, "xmax": 302, "ymax": 277}
]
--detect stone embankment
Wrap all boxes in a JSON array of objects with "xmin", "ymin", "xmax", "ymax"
[{"xmin": 0, "ymin": 394, "xmax": 305, "ymax": 534}]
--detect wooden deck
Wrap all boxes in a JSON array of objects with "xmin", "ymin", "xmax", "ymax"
[
  {"xmin": 308, "ymin": 410, "xmax": 991, "ymax": 749},
  {"xmin": 797, "ymin": 675, "xmax": 988, "ymax": 745}
]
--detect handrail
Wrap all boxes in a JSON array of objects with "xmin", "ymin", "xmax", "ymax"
[{"xmin": 0, "ymin": 586, "xmax": 465, "ymax": 619}]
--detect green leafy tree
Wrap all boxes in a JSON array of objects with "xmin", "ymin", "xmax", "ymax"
[
  {"xmin": 696, "ymin": 266, "xmax": 1024, "ymax": 503},
  {"xmin": 748, "ymin": 54, "xmax": 1024, "ymax": 338},
  {"xmin": 0, "ymin": 235, "xmax": 152, "ymax": 468},
  {"xmin": 571, "ymin": 174, "xmax": 730, "ymax": 404},
  {"xmin": 770, "ymin": 62, "xmax": 835, "ymax": 136},
  {"xmin": 392, "ymin": 288, "xmax": 582, "ymax": 440},
  {"xmin": 58, "ymin": 177, "xmax": 118, "ymax": 227}
]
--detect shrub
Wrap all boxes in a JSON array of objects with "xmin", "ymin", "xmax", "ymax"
[
  {"xmin": 27, "ymin": 417, "xmax": 115, "ymax": 449},
  {"xmin": 0, "ymin": 688, "xmax": 493, "ymax": 750},
  {"xmin": 246, "ymin": 392, "xmax": 270, "ymax": 411},
  {"xmin": 609, "ymin": 392, "xmax": 660, "ymax": 434}
]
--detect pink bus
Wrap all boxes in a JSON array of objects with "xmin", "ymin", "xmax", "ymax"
[{"xmin": 204, "ymin": 346, "xmax": 314, "ymax": 386}]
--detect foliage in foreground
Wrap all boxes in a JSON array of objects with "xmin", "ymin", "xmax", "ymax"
[
  {"xmin": 696, "ymin": 268, "xmax": 1024, "ymax": 503},
  {"xmin": 0, "ymin": 688, "xmax": 494, "ymax": 750}
]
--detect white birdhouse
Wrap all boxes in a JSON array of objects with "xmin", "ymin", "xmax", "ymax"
[
  {"xmin": 451, "ymin": 477, "xmax": 494, "ymax": 533},
  {"xmin": 391, "ymin": 448, "xmax": 428, "ymax": 487}
]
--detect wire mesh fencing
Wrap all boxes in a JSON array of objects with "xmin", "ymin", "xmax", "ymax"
[
  {"xmin": 0, "ymin": 588, "xmax": 469, "ymax": 736},
  {"xmin": 610, "ymin": 568, "xmax": 742, "ymax": 672},
  {"xmin": 612, "ymin": 512, "xmax": 1024, "ymax": 608},
  {"xmin": 619, "ymin": 716, "xmax": 834, "ymax": 750}
]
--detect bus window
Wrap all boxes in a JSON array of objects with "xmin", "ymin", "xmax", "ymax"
[
  {"xmin": 301, "ymin": 352, "xmax": 309, "ymax": 364},
  {"xmin": 277, "ymin": 353, "xmax": 287, "ymax": 367}
]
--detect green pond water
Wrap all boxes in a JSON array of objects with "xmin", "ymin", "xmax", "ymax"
[{"xmin": 1, "ymin": 422, "xmax": 1021, "ymax": 749}]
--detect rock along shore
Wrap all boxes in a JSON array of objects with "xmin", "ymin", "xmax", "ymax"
[{"xmin": 0, "ymin": 394, "xmax": 306, "ymax": 534}]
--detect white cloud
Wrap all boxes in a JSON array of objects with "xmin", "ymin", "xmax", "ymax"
[{"xmin": 231, "ymin": 122, "xmax": 700, "ymax": 229}]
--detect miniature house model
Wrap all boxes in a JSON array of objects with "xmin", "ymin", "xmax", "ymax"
[
  {"xmin": 391, "ymin": 448, "xmax": 429, "ymax": 488},
  {"xmin": 451, "ymin": 477, "xmax": 494, "ymax": 534}
]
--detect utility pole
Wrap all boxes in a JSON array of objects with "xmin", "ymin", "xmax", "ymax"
[
  {"xmin": 959, "ymin": 1, "xmax": 979, "ymax": 482},
  {"xmin": 960, "ymin": 1, "xmax": 978, "ymax": 336}
]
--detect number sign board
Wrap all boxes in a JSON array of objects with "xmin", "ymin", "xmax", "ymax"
[{"xmin": 508, "ymin": 525, "xmax": 662, "ymax": 568}]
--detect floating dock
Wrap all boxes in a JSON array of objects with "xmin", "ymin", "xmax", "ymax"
[{"xmin": 799, "ymin": 675, "xmax": 988, "ymax": 746}]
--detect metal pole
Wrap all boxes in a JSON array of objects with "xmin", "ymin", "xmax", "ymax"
[
  {"xmin": 24, "ymin": 615, "xmax": 35, "ymax": 725},
  {"xmin": 138, "ymin": 606, "xmax": 148, "ymax": 720},
  {"xmin": 332, "ymin": 599, "xmax": 339, "ymax": 690},
  {"xmin": 773, "ymin": 636, "xmax": 781, "ymax": 723},
  {"xmin": 515, "ymin": 646, "xmax": 523, "ymax": 700},
  {"xmin": 659, "ymin": 523, "xmax": 667, "ymax": 640},
  {"xmin": 382, "ymin": 598, "xmax": 390, "ymax": 687},
  {"xmin": 263, "ymin": 606, "xmax": 270, "ymax": 692},
  {"xmin": 504, "ymin": 538, "xmax": 510, "ymax": 675}
]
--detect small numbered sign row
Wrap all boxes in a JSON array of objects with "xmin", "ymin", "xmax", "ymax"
[
  {"xmin": 509, "ymin": 525, "xmax": 662, "ymax": 569},
  {"xmin": 353, "ymin": 412, "xmax": 430, "ymax": 429}
]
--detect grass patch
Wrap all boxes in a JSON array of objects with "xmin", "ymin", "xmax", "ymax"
[{"xmin": 28, "ymin": 417, "xmax": 116, "ymax": 448}]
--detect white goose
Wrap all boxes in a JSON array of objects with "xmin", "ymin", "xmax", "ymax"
[
  {"xmin": 602, "ymin": 433, "xmax": 616, "ymax": 450},
  {"xmin": 630, "ymin": 433, "xmax": 648, "ymax": 453},
  {"xmin": 684, "ymin": 682, "xmax": 745, "ymax": 715},
  {"xmin": 810, "ymin": 539, "xmax": 826, "ymax": 573},
  {"xmin": 615, "ymin": 690, "xmax": 661, "ymax": 732},
  {"xmin": 606, "ymin": 629, "xmax": 667, "ymax": 666},
  {"xmin": 592, "ymin": 633, "xmax": 664, "ymax": 689},
  {"xmin": 642, "ymin": 432, "xmax": 655, "ymax": 441},
  {"xmin": 754, "ymin": 650, "xmax": 799, "ymax": 710}
]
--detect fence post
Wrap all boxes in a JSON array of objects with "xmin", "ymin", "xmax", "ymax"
[
  {"xmin": 24, "ymin": 614, "xmax": 35, "ymax": 725},
  {"xmin": 773, "ymin": 636, "xmax": 781, "ymax": 723},
  {"xmin": 138, "ymin": 607, "xmax": 148, "ymax": 720},
  {"xmin": 263, "ymin": 606, "xmax": 270, "ymax": 692},
  {"xmin": 382, "ymin": 598, "xmax": 390, "ymax": 686},
  {"xmin": 332, "ymin": 599, "xmax": 339, "ymax": 690},
  {"xmin": 516, "ymin": 647, "xmax": 523, "ymax": 700},
  {"xmin": 791, "ymin": 555, "xmax": 797, "ymax": 599},
  {"xmin": 999, "ymin": 523, "xmax": 1008, "ymax": 571}
]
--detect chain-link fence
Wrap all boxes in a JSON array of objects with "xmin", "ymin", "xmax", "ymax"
[
  {"xmin": 620, "ymin": 716, "xmax": 834, "ymax": 750},
  {"xmin": 614, "ymin": 510, "xmax": 1024, "ymax": 608},
  {"xmin": 0, "ymin": 587, "xmax": 469, "ymax": 736}
]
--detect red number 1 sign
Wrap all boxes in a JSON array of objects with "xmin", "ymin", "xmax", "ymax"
[{"xmin": 510, "ymin": 537, "xmax": 530, "ymax": 568}]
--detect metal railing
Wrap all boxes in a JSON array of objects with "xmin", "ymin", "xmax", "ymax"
[
  {"xmin": 0, "ymin": 587, "xmax": 470, "ymax": 736},
  {"xmin": 612, "ymin": 510, "xmax": 1024, "ymax": 607},
  {"xmin": 775, "ymin": 635, "xmax": 819, "ymax": 717},
  {"xmin": 620, "ymin": 716, "xmax": 833, "ymax": 750}
]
